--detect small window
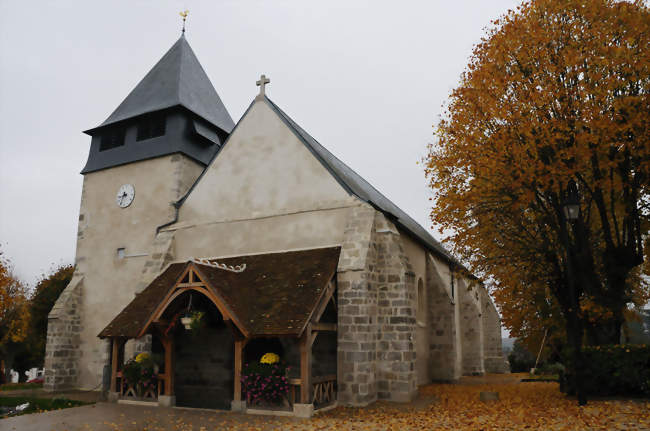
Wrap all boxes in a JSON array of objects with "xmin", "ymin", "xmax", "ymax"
[
  {"xmin": 136, "ymin": 114, "xmax": 166, "ymax": 141},
  {"xmin": 99, "ymin": 129, "xmax": 125, "ymax": 151}
]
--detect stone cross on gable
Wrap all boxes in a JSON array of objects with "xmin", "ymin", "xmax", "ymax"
[{"xmin": 256, "ymin": 74, "xmax": 270, "ymax": 97}]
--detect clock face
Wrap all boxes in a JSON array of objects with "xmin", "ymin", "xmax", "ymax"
[{"xmin": 116, "ymin": 184, "xmax": 135, "ymax": 208}]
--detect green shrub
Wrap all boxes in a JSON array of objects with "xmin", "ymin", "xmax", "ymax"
[
  {"xmin": 561, "ymin": 344, "xmax": 650, "ymax": 396},
  {"xmin": 537, "ymin": 362, "xmax": 565, "ymax": 376},
  {"xmin": 508, "ymin": 340, "xmax": 536, "ymax": 372}
]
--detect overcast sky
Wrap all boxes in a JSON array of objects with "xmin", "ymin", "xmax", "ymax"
[{"xmin": 0, "ymin": 0, "xmax": 521, "ymax": 287}]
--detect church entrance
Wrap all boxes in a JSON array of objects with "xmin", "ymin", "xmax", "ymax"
[
  {"xmin": 102, "ymin": 249, "xmax": 341, "ymax": 415},
  {"xmin": 170, "ymin": 292, "xmax": 234, "ymax": 410}
]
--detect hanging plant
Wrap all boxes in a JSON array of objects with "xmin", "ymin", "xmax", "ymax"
[
  {"xmin": 180, "ymin": 310, "xmax": 204, "ymax": 331},
  {"xmin": 189, "ymin": 310, "xmax": 204, "ymax": 331}
]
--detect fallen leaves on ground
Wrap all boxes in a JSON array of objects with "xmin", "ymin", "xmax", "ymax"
[
  {"xmin": 121, "ymin": 379, "xmax": 649, "ymax": 431},
  {"xmin": 287, "ymin": 381, "xmax": 649, "ymax": 431},
  {"xmin": 30, "ymin": 377, "xmax": 649, "ymax": 430}
]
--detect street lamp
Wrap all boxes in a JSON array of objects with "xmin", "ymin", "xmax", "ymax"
[
  {"xmin": 561, "ymin": 178, "xmax": 587, "ymax": 405},
  {"xmin": 563, "ymin": 180, "xmax": 580, "ymax": 221}
]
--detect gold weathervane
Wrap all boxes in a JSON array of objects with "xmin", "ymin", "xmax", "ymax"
[{"xmin": 180, "ymin": 10, "xmax": 189, "ymax": 34}]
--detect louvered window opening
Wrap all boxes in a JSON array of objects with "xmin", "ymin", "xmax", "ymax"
[
  {"xmin": 99, "ymin": 129, "xmax": 125, "ymax": 151},
  {"xmin": 136, "ymin": 114, "xmax": 166, "ymax": 141}
]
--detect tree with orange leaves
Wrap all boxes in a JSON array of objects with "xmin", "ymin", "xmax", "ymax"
[
  {"xmin": 425, "ymin": 0, "xmax": 649, "ymax": 404},
  {"xmin": 0, "ymin": 249, "xmax": 29, "ymax": 383}
]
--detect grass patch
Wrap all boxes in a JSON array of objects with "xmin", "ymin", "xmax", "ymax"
[
  {"xmin": 0, "ymin": 382, "xmax": 43, "ymax": 391},
  {"xmin": 0, "ymin": 396, "xmax": 89, "ymax": 418}
]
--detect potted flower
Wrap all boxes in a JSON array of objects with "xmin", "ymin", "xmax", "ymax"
[
  {"xmin": 241, "ymin": 353, "xmax": 290, "ymax": 407},
  {"xmin": 122, "ymin": 352, "xmax": 159, "ymax": 398}
]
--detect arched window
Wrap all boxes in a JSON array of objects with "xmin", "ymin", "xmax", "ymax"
[{"xmin": 417, "ymin": 278, "xmax": 426, "ymax": 325}]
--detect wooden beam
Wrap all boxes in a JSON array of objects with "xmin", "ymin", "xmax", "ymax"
[
  {"xmin": 312, "ymin": 322, "xmax": 337, "ymax": 331},
  {"xmin": 300, "ymin": 324, "xmax": 312, "ymax": 404},
  {"xmin": 313, "ymin": 280, "xmax": 336, "ymax": 323},
  {"xmin": 162, "ymin": 336, "xmax": 175, "ymax": 396},
  {"xmin": 176, "ymin": 282, "xmax": 206, "ymax": 288},
  {"xmin": 234, "ymin": 340, "xmax": 244, "ymax": 403},
  {"xmin": 110, "ymin": 338, "xmax": 119, "ymax": 393}
]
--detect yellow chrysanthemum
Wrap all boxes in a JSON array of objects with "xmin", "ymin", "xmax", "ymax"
[
  {"xmin": 260, "ymin": 352, "xmax": 280, "ymax": 364},
  {"xmin": 135, "ymin": 352, "xmax": 150, "ymax": 363}
]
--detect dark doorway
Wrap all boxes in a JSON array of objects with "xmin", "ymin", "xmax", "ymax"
[{"xmin": 170, "ymin": 292, "xmax": 234, "ymax": 409}]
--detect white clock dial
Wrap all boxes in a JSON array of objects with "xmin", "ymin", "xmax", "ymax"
[{"xmin": 116, "ymin": 184, "xmax": 135, "ymax": 208}]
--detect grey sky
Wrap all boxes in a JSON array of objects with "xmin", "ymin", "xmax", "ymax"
[{"xmin": 0, "ymin": 0, "xmax": 521, "ymax": 287}]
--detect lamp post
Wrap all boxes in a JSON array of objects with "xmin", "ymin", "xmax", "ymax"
[
  {"xmin": 563, "ymin": 180, "xmax": 580, "ymax": 222},
  {"xmin": 561, "ymin": 179, "xmax": 587, "ymax": 405}
]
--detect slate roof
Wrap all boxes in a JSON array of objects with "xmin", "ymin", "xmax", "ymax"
[
  {"xmin": 98, "ymin": 247, "xmax": 340, "ymax": 339},
  {"xmin": 84, "ymin": 35, "xmax": 234, "ymax": 135},
  {"xmin": 262, "ymin": 97, "xmax": 460, "ymax": 266}
]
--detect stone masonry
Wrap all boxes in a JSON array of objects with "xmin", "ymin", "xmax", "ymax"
[
  {"xmin": 373, "ymin": 213, "xmax": 417, "ymax": 402},
  {"xmin": 426, "ymin": 255, "xmax": 461, "ymax": 381},
  {"xmin": 337, "ymin": 204, "xmax": 379, "ymax": 406},
  {"xmin": 337, "ymin": 204, "xmax": 417, "ymax": 405},
  {"xmin": 480, "ymin": 289, "xmax": 509, "ymax": 373},
  {"xmin": 459, "ymin": 279, "xmax": 485, "ymax": 375},
  {"xmin": 44, "ymin": 181, "xmax": 91, "ymax": 391},
  {"xmin": 44, "ymin": 275, "xmax": 83, "ymax": 390}
]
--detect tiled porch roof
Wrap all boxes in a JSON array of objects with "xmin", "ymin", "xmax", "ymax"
[{"xmin": 98, "ymin": 247, "xmax": 340, "ymax": 339}]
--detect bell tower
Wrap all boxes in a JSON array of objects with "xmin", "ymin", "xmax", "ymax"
[{"xmin": 44, "ymin": 35, "xmax": 234, "ymax": 391}]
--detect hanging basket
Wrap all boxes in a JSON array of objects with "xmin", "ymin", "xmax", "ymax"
[{"xmin": 180, "ymin": 315, "xmax": 192, "ymax": 330}]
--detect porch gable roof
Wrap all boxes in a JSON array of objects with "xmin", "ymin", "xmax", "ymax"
[{"xmin": 98, "ymin": 247, "xmax": 340, "ymax": 339}]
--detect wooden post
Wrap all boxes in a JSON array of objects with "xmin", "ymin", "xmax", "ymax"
[
  {"xmin": 110, "ymin": 338, "xmax": 119, "ymax": 393},
  {"xmin": 163, "ymin": 336, "xmax": 175, "ymax": 395},
  {"xmin": 234, "ymin": 340, "xmax": 244, "ymax": 402},
  {"xmin": 300, "ymin": 324, "xmax": 312, "ymax": 404}
]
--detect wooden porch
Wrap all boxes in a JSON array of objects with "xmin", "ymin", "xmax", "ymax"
[{"xmin": 100, "ymin": 248, "xmax": 341, "ymax": 416}]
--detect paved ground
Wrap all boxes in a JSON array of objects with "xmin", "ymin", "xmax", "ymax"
[{"xmin": 2, "ymin": 375, "xmax": 648, "ymax": 431}]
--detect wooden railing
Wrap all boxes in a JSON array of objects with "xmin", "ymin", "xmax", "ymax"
[
  {"xmin": 116, "ymin": 371, "xmax": 168, "ymax": 401},
  {"xmin": 287, "ymin": 375, "xmax": 336, "ymax": 408},
  {"xmin": 312, "ymin": 375, "xmax": 336, "ymax": 406}
]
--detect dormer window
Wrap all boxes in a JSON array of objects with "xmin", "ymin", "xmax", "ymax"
[
  {"xmin": 99, "ymin": 128, "xmax": 125, "ymax": 151},
  {"xmin": 136, "ymin": 113, "xmax": 166, "ymax": 141}
]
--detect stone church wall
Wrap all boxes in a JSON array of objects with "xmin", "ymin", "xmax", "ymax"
[
  {"xmin": 44, "ymin": 275, "xmax": 84, "ymax": 390},
  {"xmin": 459, "ymin": 278, "xmax": 485, "ymax": 375},
  {"xmin": 480, "ymin": 289, "xmax": 509, "ymax": 373},
  {"xmin": 337, "ymin": 203, "xmax": 418, "ymax": 406},
  {"xmin": 426, "ymin": 255, "xmax": 462, "ymax": 381},
  {"xmin": 374, "ymin": 215, "xmax": 417, "ymax": 402},
  {"xmin": 337, "ymin": 204, "xmax": 379, "ymax": 406},
  {"xmin": 45, "ymin": 154, "xmax": 204, "ymax": 391}
]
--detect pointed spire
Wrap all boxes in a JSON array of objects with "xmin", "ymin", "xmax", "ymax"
[
  {"xmin": 180, "ymin": 10, "xmax": 189, "ymax": 35},
  {"xmin": 86, "ymin": 36, "xmax": 234, "ymax": 135}
]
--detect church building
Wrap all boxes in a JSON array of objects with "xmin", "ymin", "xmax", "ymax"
[{"xmin": 44, "ymin": 34, "xmax": 508, "ymax": 416}]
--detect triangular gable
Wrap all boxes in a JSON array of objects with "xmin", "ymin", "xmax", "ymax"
[
  {"xmin": 176, "ymin": 99, "xmax": 356, "ymax": 224},
  {"xmin": 85, "ymin": 35, "xmax": 234, "ymax": 135},
  {"xmin": 173, "ymin": 94, "xmax": 461, "ymax": 270}
]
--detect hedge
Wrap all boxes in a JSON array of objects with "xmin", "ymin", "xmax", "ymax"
[{"xmin": 561, "ymin": 344, "xmax": 650, "ymax": 396}]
